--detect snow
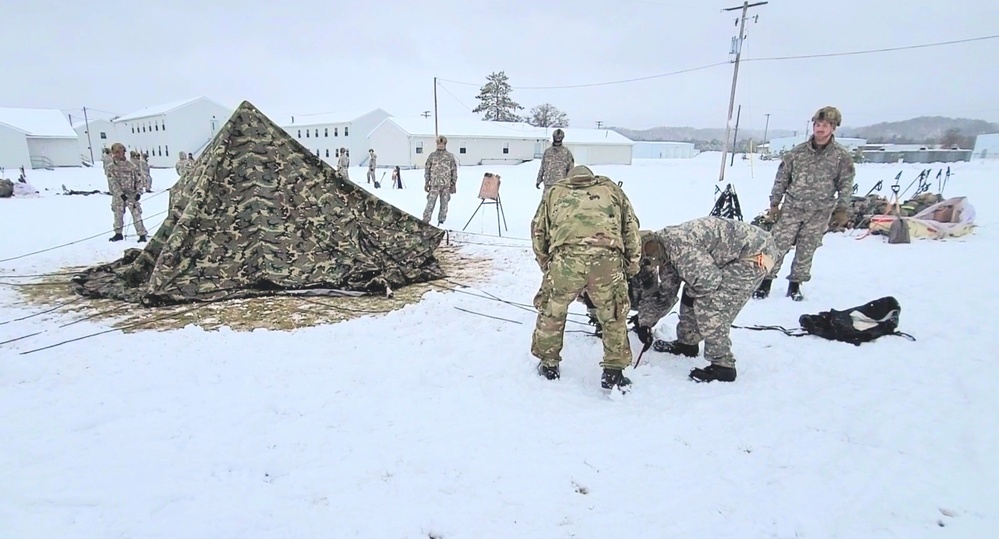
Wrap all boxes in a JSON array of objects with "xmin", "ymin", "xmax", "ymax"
[
  {"xmin": 2, "ymin": 154, "xmax": 998, "ymax": 538},
  {"xmin": 0, "ymin": 106, "xmax": 78, "ymax": 138},
  {"xmin": 113, "ymin": 97, "xmax": 225, "ymax": 122}
]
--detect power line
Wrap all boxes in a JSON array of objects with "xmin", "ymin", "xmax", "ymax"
[
  {"xmin": 744, "ymin": 33, "xmax": 999, "ymax": 62},
  {"xmin": 437, "ymin": 62, "xmax": 730, "ymax": 90}
]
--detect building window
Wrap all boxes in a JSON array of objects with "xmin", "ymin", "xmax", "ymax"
[
  {"xmin": 298, "ymin": 129, "xmax": 301, "ymax": 138},
  {"xmin": 324, "ymin": 128, "xmax": 328, "ymax": 137},
  {"xmin": 415, "ymin": 141, "xmax": 424, "ymax": 154},
  {"xmin": 459, "ymin": 142, "xmax": 467, "ymax": 154},
  {"xmin": 503, "ymin": 143, "xmax": 509, "ymax": 154},
  {"xmin": 131, "ymin": 126, "xmax": 135, "ymax": 133},
  {"xmin": 155, "ymin": 123, "xmax": 159, "ymax": 131},
  {"xmin": 165, "ymin": 145, "xmax": 169, "ymax": 156},
  {"xmin": 158, "ymin": 146, "xmax": 162, "ymax": 156},
  {"xmin": 100, "ymin": 131, "xmax": 107, "ymax": 139},
  {"xmin": 316, "ymin": 149, "xmax": 320, "ymax": 156},
  {"xmin": 306, "ymin": 129, "xmax": 310, "ymax": 137},
  {"xmin": 325, "ymin": 149, "xmax": 330, "ymax": 157},
  {"xmin": 344, "ymin": 127, "xmax": 349, "ymax": 136},
  {"xmin": 334, "ymin": 127, "xmax": 338, "ymax": 136},
  {"xmin": 314, "ymin": 129, "xmax": 319, "ymax": 137},
  {"xmin": 162, "ymin": 122, "xmax": 166, "ymax": 130}
]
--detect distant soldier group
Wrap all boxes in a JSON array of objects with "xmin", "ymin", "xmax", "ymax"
[{"xmin": 530, "ymin": 106, "xmax": 855, "ymax": 391}]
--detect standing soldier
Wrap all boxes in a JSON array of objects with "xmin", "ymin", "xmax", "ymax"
[
  {"xmin": 140, "ymin": 152, "xmax": 152, "ymax": 192},
  {"xmin": 337, "ymin": 147, "xmax": 350, "ymax": 180},
  {"xmin": 367, "ymin": 149, "xmax": 377, "ymax": 184},
  {"xmin": 422, "ymin": 135, "xmax": 458, "ymax": 226},
  {"xmin": 175, "ymin": 151, "xmax": 193, "ymax": 178},
  {"xmin": 648, "ymin": 216, "xmax": 777, "ymax": 383},
  {"xmin": 535, "ymin": 128, "xmax": 574, "ymax": 192},
  {"xmin": 101, "ymin": 147, "xmax": 112, "ymax": 174},
  {"xmin": 531, "ymin": 165, "xmax": 641, "ymax": 392},
  {"xmin": 754, "ymin": 106, "xmax": 855, "ymax": 301},
  {"xmin": 106, "ymin": 143, "xmax": 149, "ymax": 242}
]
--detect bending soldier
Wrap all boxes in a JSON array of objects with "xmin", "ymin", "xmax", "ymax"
[
  {"xmin": 531, "ymin": 165, "xmax": 641, "ymax": 392},
  {"xmin": 647, "ymin": 216, "xmax": 777, "ymax": 383}
]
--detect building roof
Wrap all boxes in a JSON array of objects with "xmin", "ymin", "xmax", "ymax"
[
  {"xmin": 0, "ymin": 107, "xmax": 78, "ymax": 138},
  {"xmin": 71, "ymin": 118, "xmax": 113, "ymax": 129},
  {"xmin": 286, "ymin": 108, "xmax": 390, "ymax": 127},
  {"xmin": 379, "ymin": 116, "xmax": 634, "ymax": 145},
  {"xmin": 114, "ymin": 97, "xmax": 227, "ymax": 122}
]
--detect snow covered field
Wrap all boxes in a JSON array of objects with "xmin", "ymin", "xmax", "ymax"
[{"xmin": 2, "ymin": 153, "xmax": 997, "ymax": 538}]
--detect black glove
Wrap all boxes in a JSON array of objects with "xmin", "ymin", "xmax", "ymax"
[
  {"xmin": 535, "ymin": 181, "xmax": 541, "ymax": 190},
  {"xmin": 635, "ymin": 325, "xmax": 653, "ymax": 346},
  {"xmin": 120, "ymin": 193, "xmax": 127, "ymax": 202},
  {"xmin": 135, "ymin": 193, "xmax": 141, "ymax": 201},
  {"xmin": 681, "ymin": 287, "xmax": 695, "ymax": 307},
  {"xmin": 628, "ymin": 314, "xmax": 638, "ymax": 328}
]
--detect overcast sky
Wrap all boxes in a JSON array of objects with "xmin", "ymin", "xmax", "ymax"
[{"xmin": 2, "ymin": 0, "xmax": 997, "ymax": 132}]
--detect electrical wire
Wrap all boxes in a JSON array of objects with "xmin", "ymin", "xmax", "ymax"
[{"xmin": 743, "ymin": 34, "xmax": 999, "ymax": 63}]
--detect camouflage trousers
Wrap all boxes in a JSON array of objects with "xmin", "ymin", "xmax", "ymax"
[
  {"xmin": 111, "ymin": 192, "xmax": 148, "ymax": 236},
  {"xmin": 532, "ymin": 247, "xmax": 632, "ymax": 371},
  {"xmin": 768, "ymin": 206, "xmax": 833, "ymax": 283},
  {"xmin": 422, "ymin": 185, "xmax": 451, "ymax": 224},
  {"xmin": 367, "ymin": 169, "xmax": 376, "ymax": 184},
  {"xmin": 338, "ymin": 167, "xmax": 349, "ymax": 181},
  {"xmin": 144, "ymin": 174, "xmax": 152, "ymax": 191},
  {"xmin": 676, "ymin": 257, "xmax": 770, "ymax": 368}
]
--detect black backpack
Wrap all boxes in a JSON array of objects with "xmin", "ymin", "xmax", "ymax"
[
  {"xmin": 799, "ymin": 296, "xmax": 913, "ymax": 346},
  {"xmin": 735, "ymin": 296, "xmax": 915, "ymax": 345}
]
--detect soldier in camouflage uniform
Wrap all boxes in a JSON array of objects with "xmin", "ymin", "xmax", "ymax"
[
  {"xmin": 422, "ymin": 136, "xmax": 458, "ymax": 225},
  {"xmin": 101, "ymin": 147, "xmax": 112, "ymax": 174},
  {"xmin": 337, "ymin": 147, "xmax": 350, "ymax": 180},
  {"xmin": 535, "ymin": 128, "xmax": 574, "ymax": 192},
  {"xmin": 106, "ymin": 143, "xmax": 148, "ymax": 242},
  {"xmin": 531, "ymin": 165, "xmax": 642, "ymax": 391},
  {"xmin": 754, "ymin": 106, "xmax": 855, "ymax": 301},
  {"xmin": 367, "ymin": 149, "xmax": 377, "ymax": 184},
  {"xmin": 647, "ymin": 216, "xmax": 777, "ymax": 383},
  {"xmin": 175, "ymin": 152, "xmax": 194, "ymax": 178},
  {"xmin": 140, "ymin": 151, "xmax": 152, "ymax": 192}
]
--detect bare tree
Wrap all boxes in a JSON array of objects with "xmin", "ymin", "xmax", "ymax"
[{"xmin": 527, "ymin": 104, "xmax": 569, "ymax": 128}]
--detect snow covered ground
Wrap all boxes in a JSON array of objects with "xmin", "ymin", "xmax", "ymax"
[{"xmin": 2, "ymin": 154, "xmax": 997, "ymax": 538}]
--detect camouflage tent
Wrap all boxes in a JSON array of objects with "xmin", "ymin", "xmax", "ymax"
[{"xmin": 71, "ymin": 101, "xmax": 446, "ymax": 306}]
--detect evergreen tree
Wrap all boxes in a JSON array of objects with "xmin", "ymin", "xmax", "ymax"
[
  {"xmin": 527, "ymin": 104, "xmax": 569, "ymax": 128},
  {"xmin": 472, "ymin": 71, "xmax": 524, "ymax": 122}
]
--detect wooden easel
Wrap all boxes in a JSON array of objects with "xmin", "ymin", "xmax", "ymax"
[{"xmin": 462, "ymin": 173, "xmax": 508, "ymax": 236}]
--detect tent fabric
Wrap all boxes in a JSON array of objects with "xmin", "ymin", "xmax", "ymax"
[
  {"xmin": 71, "ymin": 101, "xmax": 446, "ymax": 306},
  {"xmin": 867, "ymin": 197, "xmax": 975, "ymax": 240}
]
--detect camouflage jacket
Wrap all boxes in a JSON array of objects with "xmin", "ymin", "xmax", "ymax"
[
  {"xmin": 337, "ymin": 153, "xmax": 349, "ymax": 172},
  {"xmin": 652, "ymin": 216, "xmax": 776, "ymax": 300},
  {"xmin": 770, "ymin": 135, "xmax": 855, "ymax": 213},
  {"xmin": 424, "ymin": 149, "xmax": 458, "ymax": 189},
  {"xmin": 106, "ymin": 158, "xmax": 143, "ymax": 196},
  {"xmin": 628, "ymin": 232, "xmax": 679, "ymax": 328},
  {"xmin": 129, "ymin": 157, "xmax": 148, "ymax": 180},
  {"xmin": 536, "ymin": 144, "xmax": 574, "ymax": 187},
  {"xmin": 368, "ymin": 153, "xmax": 377, "ymax": 170},
  {"xmin": 531, "ymin": 166, "xmax": 641, "ymax": 275},
  {"xmin": 175, "ymin": 158, "xmax": 193, "ymax": 177}
]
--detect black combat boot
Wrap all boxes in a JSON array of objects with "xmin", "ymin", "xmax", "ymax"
[
  {"xmin": 108, "ymin": 233, "xmax": 123, "ymax": 242},
  {"xmin": 689, "ymin": 364, "xmax": 737, "ymax": 383},
  {"xmin": 653, "ymin": 339, "xmax": 699, "ymax": 357},
  {"xmin": 537, "ymin": 362, "xmax": 560, "ymax": 380},
  {"xmin": 600, "ymin": 368, "xmax": 631, "ymax": 392},
  {"xmin": 787, "ymin": 281, "xmax": 803, "ymax": 301},
  {"xmin": 753, "ymin": 278, "xmax": 772, "ymax": 299},
  {"xmin": 137, "ymin": 235, "xmax": 147, "ymax": 243}
]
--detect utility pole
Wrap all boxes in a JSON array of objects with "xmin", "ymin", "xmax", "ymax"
[
  {"xmin": 433, "ymin": 77, "xmax": 439, "ymax": 139},
  {"xmin": 717, "ymin": 0, "xmax": 767, "ymax": 183},
  {"xmin": 421, "ymin": 110, "xmax": 431, "ymax": 118},
  {"xmin": 730, "ymin": 104, "xmax": 741, "ymax": 166},
  {"xmin": 763, "ymin": 113, "xmax": 771, "ymax": 142},
  {"xmin": 595, "ymin": 120, "xmax": 604, "ymax": 129},
  {"xmin": 82, "ymin": 106, "xmax": 95, "ymax": 164}
]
